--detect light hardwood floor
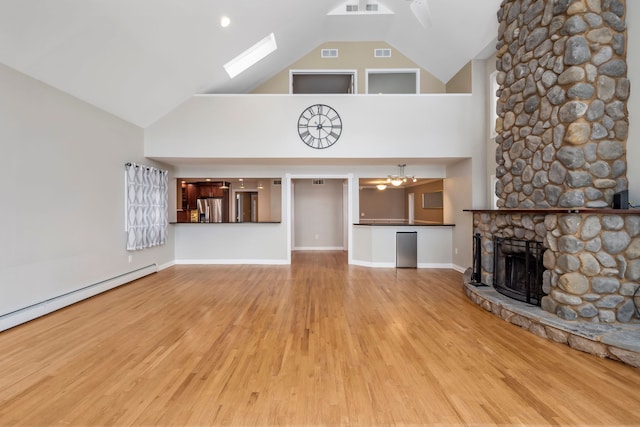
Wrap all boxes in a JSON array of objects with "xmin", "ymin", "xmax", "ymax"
[{"xmin": 1, "ymin": 251, "xmax": 639, "ymax": 426}]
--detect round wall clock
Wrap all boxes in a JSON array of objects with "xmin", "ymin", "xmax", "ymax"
[{"xmin": 297, "ymin": 104, "xmax": 342, "ymax": 149}]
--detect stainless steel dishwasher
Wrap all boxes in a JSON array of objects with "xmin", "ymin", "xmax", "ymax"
[{"xmin": 396, "ymin": 231, "xmax": 417, "ymax": 268}]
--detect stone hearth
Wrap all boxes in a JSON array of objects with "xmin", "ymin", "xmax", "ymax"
[{"xmin": 463, "ymin": 272, "xmax": 640, "ymax": 368}]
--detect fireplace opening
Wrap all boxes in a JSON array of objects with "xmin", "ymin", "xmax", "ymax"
[{"xmin": 493, "ymin": 237, "xmax": 545, "ymax": 306}]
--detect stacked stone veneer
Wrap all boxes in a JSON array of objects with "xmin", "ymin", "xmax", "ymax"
[
  {"xmin": 474, "ymin": 211, "xmax": 640, "ymax": 323},
  {"xmin": 495, "ymin": 0, "xmax": 629, "ymax": 209}
]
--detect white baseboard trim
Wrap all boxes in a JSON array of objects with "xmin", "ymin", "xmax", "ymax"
[
  {"xmin": 0, "ymin": 264, "xmax": 158, "ymax": 333},
  {"xmin": 349, "ymin": 260, "xmax": 396, "ymax": 268},
  {"xmin": 350, "ymin": 260, "xmax": 466, "ymax": 271},
  {"xmin": 417, "ymin": 263, "xmax": 451, "ymax": 269},
  {"xmin": 451, "ymin": 264, "xmax": 468, "ymax": 273},
  {"xmin": 175, "ymin": 259, "xmax": 289, "ymax": 265},
  {"xmin": 158, "ymin": 260, "xmax": 176, "ymax": 271}
]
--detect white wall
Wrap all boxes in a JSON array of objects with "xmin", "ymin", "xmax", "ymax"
[
  {"xmin": 174, "ymin": 223, "xmax": 288, "ymax": 263},
  {"xmin": 0, "ymin": 63, "xmax": 174, "ymax": 328},
  {"xmin": 351, "ymin": 225, "xmax": 454, "ymax": 268},
  {"xmin": 440, "ymin": 59, "xmax": 490, "ymax": 272},
  {"xmin": 445, "ymin": 159, "xmax": 474, "ymax": 271},
  {"xmin": 145, "ymin": 94, "xmax": 481, "ymax": 160}
]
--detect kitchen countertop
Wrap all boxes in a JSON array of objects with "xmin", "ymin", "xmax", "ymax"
[
  {"xmin": 354, "ymin": 222, "xmax": 454, "ymax": 226},
  {"xmin": 170, "ymin": 221, "xmax": 281, "ymax": 224}
]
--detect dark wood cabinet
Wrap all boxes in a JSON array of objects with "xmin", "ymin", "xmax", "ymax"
[
  {"xmin": 177, "ymin": 181, "xmax": 230, "ymax": 222},
  {"xmin": 212, "ymin": 186, "xmax": 224, "ymax": 197},
  {"xmin": 176, "ymin": 210, "xmax": 189, "ymax": 222},
  {"xmin": 196, "ymin": 183, "xmax": 227, "ymax": 198},
  {"xmin": 186, "ymin": 184, "xmax": 198, "ymax": 210},
  {"xmin": 197, "ymin": 184, "xmax": 212, "ymax": 198}
]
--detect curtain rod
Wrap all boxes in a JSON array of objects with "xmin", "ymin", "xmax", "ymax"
[{"xmin": 125, "ymin": 162, "xmax": 168, "ymax": 173}]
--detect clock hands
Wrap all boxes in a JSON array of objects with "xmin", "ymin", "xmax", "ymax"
[{"xmin": 301, "ymin": 118, "xmax": 328, "ymax": 138}]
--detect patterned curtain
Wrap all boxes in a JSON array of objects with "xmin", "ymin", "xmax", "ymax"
[{"xmin": 125, "ymin": 163, "xmax": 168, "ymax": 251}]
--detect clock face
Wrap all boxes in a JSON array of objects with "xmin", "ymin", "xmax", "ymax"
[{"xmin": 297, "ymin": 104, "xmax": 342, "ymax": 149}]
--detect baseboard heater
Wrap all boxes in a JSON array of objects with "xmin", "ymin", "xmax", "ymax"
[{"xmin": 0, "ymin": 264, "xmax": 157, "ymax": 332}]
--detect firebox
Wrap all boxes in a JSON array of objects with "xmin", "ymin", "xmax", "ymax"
[{"xmin": 493, "ymin": 237, "xmax": 545, "ymax": 306}]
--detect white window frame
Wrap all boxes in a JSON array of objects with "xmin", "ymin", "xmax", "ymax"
[
  {"xmin": 365, "ymin": 68, "xmax": 420, "ymax": 94},
  {"xmin": 489, "ymin": 70, "xmax": 499, "ymax": 140},
  {"xmin": 289, "ymin": 69, "xmax": 357, "ymax": 94}
]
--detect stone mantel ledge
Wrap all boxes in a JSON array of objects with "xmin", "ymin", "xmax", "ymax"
[
  {"xmin": 464, "ymin": 209, "xmax": 640, "ymax": 215},
  {"xmin": 463, "ymin": 276, "xmax": 640, "ymax": 369}
]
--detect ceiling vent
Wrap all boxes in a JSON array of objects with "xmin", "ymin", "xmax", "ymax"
[
  {"xmin": 374, "ymin": 48, "xmax": 392, "ymax": 58},
  {"xmin": 346, "ymin": 3, "xmax": 378, "ymax": 12},
  {"xmin": 329, "ymin": 1, "xmax": 393, "ymax": 15},
  {"xmin": 312, "ymin": 179, "xmax": 325, "ymax": 185},
  {"xmin": 321, "ymin": 49, "xmax": 339, "ymax": 58}
]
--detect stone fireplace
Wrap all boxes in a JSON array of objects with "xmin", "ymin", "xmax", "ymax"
[
  {"xmin": 471, "ymin": 209, "xmax": 639, "ymax": 323},
  {"xmin": 464, "ymin": 0, "xmax": 640, "ymax": 366},
  {"xmin": 493, "ymin": 236, "xmax": 545, "ymax": 305}
]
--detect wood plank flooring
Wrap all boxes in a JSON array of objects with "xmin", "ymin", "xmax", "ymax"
[{"xmin": 0, "ymin": 251, "xmax": 639, "ymax": 426}]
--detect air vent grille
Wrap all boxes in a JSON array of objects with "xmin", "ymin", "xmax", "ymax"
[
  {"xmin": 328, "ymin": 1, "xmax": 392, "ymax": 16},
  {"xmin": 374, "ymin": 48, "xmax": 392, "ymax": 58},
  {"xmin": 312, "ymin": 179, "xmax": 325, "ymax": 185},
  {"xmin": 321, "ymin": 49, "xmax": 338, "ymax": 58},
  {"xmin": 273, "ymin": 179, "xmax": 282, "ymax": 185}
]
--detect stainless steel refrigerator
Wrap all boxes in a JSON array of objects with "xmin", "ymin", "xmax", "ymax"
[{"xmin": 197, "ymin": 198, "xmax": 223, "ymax": 223}]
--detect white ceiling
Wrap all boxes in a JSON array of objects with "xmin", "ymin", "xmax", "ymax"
[{"xmin": 0, "ymin": 0, "xmax": 501, "ymax": 128}]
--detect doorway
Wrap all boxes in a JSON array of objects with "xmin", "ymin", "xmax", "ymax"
[
  {"xmin": 408, "ymin": 192, "xmax": 415, "ymax": 224},
  {"xmin": 236, "ymin": 191, "xmax": 258, "ymax": 222},
  {"xmin": 289, "ymin": 176, "xmax": 351, "ymax": 257}
]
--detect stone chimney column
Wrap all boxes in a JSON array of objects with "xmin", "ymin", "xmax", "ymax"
[{"xmin": 495, "ymin": 0, "xmax": 629, "ymax": 209}]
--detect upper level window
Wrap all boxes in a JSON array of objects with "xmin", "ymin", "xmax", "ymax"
[
  {"xmin": 366, "ymin": 69, "xmax": 419, "ymax": 94},
  {"xmin": 290, "ymin": 70, "xmax": 356, "ymax": 94}
]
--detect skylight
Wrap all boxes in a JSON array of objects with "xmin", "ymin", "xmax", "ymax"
[{"xmin": 223, "ymin": 33, "xmax": 277, "ymax": 79}]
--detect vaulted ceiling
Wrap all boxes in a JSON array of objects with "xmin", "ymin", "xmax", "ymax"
[{"xmin": 0, "ymin": 0, "xmax": 501, "ymax": 128}]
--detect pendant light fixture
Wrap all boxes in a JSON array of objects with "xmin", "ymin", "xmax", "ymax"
[{"xmin": 387, "ymin": 164, "xmax": 416, "ymax": 186}]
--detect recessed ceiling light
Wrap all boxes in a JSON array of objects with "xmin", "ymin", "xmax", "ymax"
[
  {"xmin": 220, "ymin": 16, "xmax": 231, "ymax": 28},
  {"xmin": 223, "ymin": 33, "xmax": 277, "ymax": 79}
]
